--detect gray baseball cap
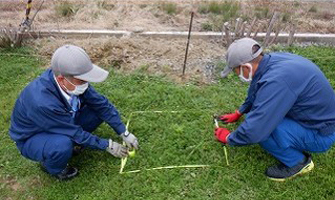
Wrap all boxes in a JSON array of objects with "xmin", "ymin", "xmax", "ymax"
[
  {"xmin": 51, "ymin": 45, "xmax": 109, "ymax": 82},
  {"xmin": 221, "ymin": 37, "xmax": 263, "ymax": 78}
]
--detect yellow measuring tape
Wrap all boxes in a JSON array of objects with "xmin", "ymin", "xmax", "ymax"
[
  {"xmin": 123, "ymin": 165, "xmax": 211, "ymax": 174},
  {"xmin": 119, "ymin": 111, "xmax": 230, "ymax": 174}
]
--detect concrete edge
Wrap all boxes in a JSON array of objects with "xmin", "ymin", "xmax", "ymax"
[{"xmin": 22, "ymin": 29, "xmax": 335, "ymax": 44}]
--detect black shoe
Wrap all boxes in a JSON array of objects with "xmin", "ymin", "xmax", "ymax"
[
  {"xmin": 265, "ymin": 153, "xmax": 314, "ymax": 182},
  {"xmin": 73, "ymin": 145, "xmax": 84, "ymax": 156},
  {"xmin": 40, "ymin": 163, "xmax": 78, "ymax": 181},
  {"xmin": 54, "ymin": 166, "xmax": 79, "ymax": 181}
]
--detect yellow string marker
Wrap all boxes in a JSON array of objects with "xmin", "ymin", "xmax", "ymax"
[
  {"xmin": 119, "ymin": 111, "xmax": 230, "ymax": 174},
  {"xmin": 119, "ymin": 114, "xmax": 133, "ymax": 174},
  {"xmin": 119, "ymin": 142, "xmax": 128, "ymax": 174},
  {"xmin": 213, "ymin": 114, "xmax": 229, "ymax": 166},
  {"xmin": 223, "ymin": 146, "xmax": 229, "ymax": 166},
  {"xmin": 124, "ymin": 165, "xmax": 210, "ymax": 174}
]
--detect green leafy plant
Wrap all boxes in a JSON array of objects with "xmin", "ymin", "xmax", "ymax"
[
  {"xmin": 255, "ymin": 6, "xmax": 270, "ymax": 19},
  {"xmin": 282, "ymin": 12, "xmax": 291, "ymax": 22},
  {"xmin": 308, "ymin": 5, "xmax": 318, "ymax": 13},
  {"xmin": 161, "ymin": 3, "xmax": 178, "ymax": 15},
  {"xmin": 198, "ymin": 1, "xmax": 240, "ymax": 21},
  {"xmin": 293, "ymin": 1, "xmax": 300, "ymax": 7},
  {"xmin": 97, "ymin": 0, "xmax": 115, "ymax": 11},
  {"xmin": 201, "ymin": 22, "xmax": 214, "ymax": 31}
]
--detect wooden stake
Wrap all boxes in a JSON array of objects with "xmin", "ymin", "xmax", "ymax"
[
  {"xmin": 239, "ymin": 21, "xmax": 247, "ymax": 38},
  {"xmin": 264, "ymin": 12, "xmax": 279, "ymax": 47},
  {"xmin": 269, "ymin": 24, "xmax": 281, "ymax": 46},
  {"xmin": 252, "ymin": 23, "xmax": 261, "ymax": 39},
  {"xmin": 233, "ymin": 18, "xmax": 242, "ymax": 40},
  {"xmin": 247, "ymin": 17, "xmax": 257, "ymax": 37},
  {"xmin": 223, "ymin": 22, "xmax": 232, "ymax": 46},
  {"xmin": 287, "ymin": 23, "xmax": 297, "ymax": 46}
]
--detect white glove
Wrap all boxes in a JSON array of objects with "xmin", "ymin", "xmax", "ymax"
[
  {"xmin": 121, "ymin": 130, "xmax": 139, "ymax": 150},
  {"xmin": 106, "ymin": 139, "xmax": 128, "ymax": 158}
]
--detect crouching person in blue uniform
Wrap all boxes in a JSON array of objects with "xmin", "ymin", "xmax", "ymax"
[
  {"xmin": 215, "ymin": 38, "xmax": 335, "ymax": 181},
  {"xmin": 9, "ymin": 45, "xmax": 139, "ymax": 180}
]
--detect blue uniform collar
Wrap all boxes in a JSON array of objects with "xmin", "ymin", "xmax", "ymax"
[
  {"xmin": 243, "ymin": 54, "xmax": 271, "ymax": 106},
  {"xmin": 250, "ymin": 54, "xmax": 271, "ymax": 85},
  {"xmin": 47, "ymin": 69, "xmax": 72, "ymax": 111}
]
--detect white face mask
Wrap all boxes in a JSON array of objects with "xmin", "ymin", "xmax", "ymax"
[
  {"xmin": 238, "ymin": 63, "xmax": 253, "ymax": 83},
  {"xmin": 64, "ymin": 77, "xmax": 89, "ymax": 96}
]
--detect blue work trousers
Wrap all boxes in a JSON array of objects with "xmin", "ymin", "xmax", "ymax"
[
  {"xmin": 16, "ymin": 106, "xmax": 103, "ymax": 175},
  {"xmin": 260, "ymin": 118, "xmax": 335, "ymax": 167}
]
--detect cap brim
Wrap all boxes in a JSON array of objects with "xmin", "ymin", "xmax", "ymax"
[
  {"xmin": 74, "ymin": 64, "xmax": 109, "ymax": 82},
  {"xmin": 220, "ymin": 66, "xmax": 232, "ymax": 78}
]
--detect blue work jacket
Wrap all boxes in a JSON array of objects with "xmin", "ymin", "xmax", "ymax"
[
  {"xmin": 228, "ymin": 53, "xmax": 335, "ymax": 146},
  {"xmin": 9, "ymin": 69, "xmax": 126, "ymax": 150}
]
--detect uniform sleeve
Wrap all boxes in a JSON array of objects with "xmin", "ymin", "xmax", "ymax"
[
  {"xmin": 228, "ymin": 79, "xmax": 297, "ymax": 146},
  {"xmin": 82, "ymin": 86, "xmax": 126, "ymax": 135},
  {"xmin": 238, "ymin": 97, "xmax": 252, "ymax": 114},
  {"xmin": 28, "ymin": 106, "xmax": 109, "ymax": 150},
  {"xmin": 238, "ymin": 86, "xmax": 253, "ymax": 114}
]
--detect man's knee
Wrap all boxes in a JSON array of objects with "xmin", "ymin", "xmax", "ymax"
[
  {"xmin": 264, "ymin": 118, "xmax": 296, "ymax": 149},
  {"xmin": 76, "ymin": 106, "xmax": 103, "ymax": 132},
  {"xmin": 259, "ymin": 119, "xmax": 292, "ymax": 150},
  {"xmin": 272, "ymin": 118, "xmax": 293, "ymax": 137},
  {"xmin": 260, "ymin": 135, "xmax": 277, "ymax": 150},
  {"xmin": 45, "ymin": 136, "xmax": 73, "ymax": 160}
]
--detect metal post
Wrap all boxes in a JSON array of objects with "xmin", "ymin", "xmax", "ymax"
[{"xmin": 182, "ymin": 11, "xmax": 194, "ymax": 76}]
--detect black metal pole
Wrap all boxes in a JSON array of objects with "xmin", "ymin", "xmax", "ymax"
[
  {"xmin": 182, "ymin": 11, "xmax": 194, "ymax": 76},
  {"xmin": 25, "ymin": 0, "xmax": 33, "ymax": 20}
]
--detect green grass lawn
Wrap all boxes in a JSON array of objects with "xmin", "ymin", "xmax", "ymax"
[{"xmin": 1, "ymin": 46, "xmax": 335, "ymax": 200}]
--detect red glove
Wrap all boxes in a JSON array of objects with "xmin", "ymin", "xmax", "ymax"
[
  {"xmin": 219, "ymin": 110, "xmax": 242, "ymax": 123},
  {"xmin": 214, "ymin": 128, "xmax": 231, "ymax": 144}
]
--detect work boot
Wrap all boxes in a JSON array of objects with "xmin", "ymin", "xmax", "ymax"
[
  {"xmin": 73, "ymin": 145, "xmax": 84, "ymax": 156},
  {"xmin": 40, "ymin": 164, "xmax": 79, "ymax": 181},
  {"xmin": 265, "ymin": 153, "xmax": 314, "ymax": 182},
  {"xmin": 54, "ymin": 166, "xmax": 79, "ymax": 181}
]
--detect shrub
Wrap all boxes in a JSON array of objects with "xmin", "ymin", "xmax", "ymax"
[
  {"xmin": 282, "ymin": 12, "xmax": 291, "ymax": 22},
  {"xmin": 201, "ymin": 22, "xmax": 213, "ymax": 31},
  {"xmin": 55, "ymin": 1, "xmax": 78, "ymax": 17},
  {"xmin": 199, "ymin": 1, "xmax": 239, "ymax": 19},
  {"xmin": 97, "ymin": 0, "xmax": 115, "ymax": 11},
  {"xmin": 320, "ymin": 12, "xmax": 334, "ymax": 20},
  {"xmin": 0, "ymin": 28, "xmax": 24, "ymax": 49},
  {"xmin": 255, "ymin": 6, "xmax": 269, "ymax": 19},
  {"xmin": 161, "ymin": 3, "xmax": 178, "ymax": 15},
  {"xmin": 139, "ymin": 4, "xmax": 147, "ymax": 9},
  {"xmin": 308, "ymin": 5, "xmax": 317, "ymax": 13},
  {"xmin": 294, "ymin": 1, "xmax": 300, "ymax": 7},
  {"xmin": 0, "ymin": 32, "xmax": 13, "ymax": 49}
]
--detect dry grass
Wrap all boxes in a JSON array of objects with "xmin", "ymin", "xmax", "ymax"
[
  {"xmin": 0, "ymin": 1, "xmax": 23, "ymax": 12},
  {"xmin": 0, "ymin": 28, "xmax": 22, "ymax": 48},
  {"xmin": 1, "ymin": 0, "xmax": 334, "ymax": 33},
  {"xmin": 0, "ymin": 32, "xmax": 13, "ymax": 49}
]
